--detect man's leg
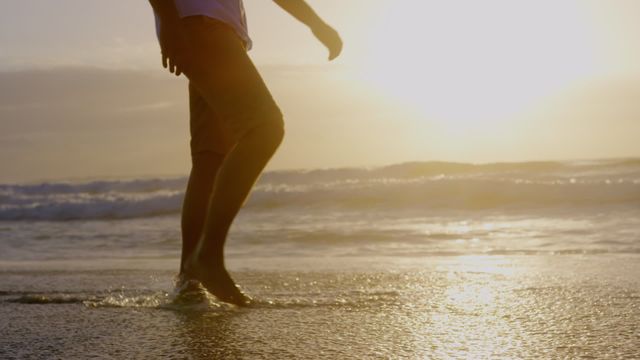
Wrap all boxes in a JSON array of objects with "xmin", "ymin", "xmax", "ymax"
[
  {"xmin": 179, "ymin": 81, "xmax": 234, "ymax": 278},
  {"xmin": 186, "ymin": 121, "xmax": 283, "ymax": 305},
  {"xmin": 180, "ymin": 127, "xmax": 281, "ymax": 304},
  {"xmin": 179, "ymin": 151, "xmax": 224, "ymax": 275},
  {"xmin": 180, "ymin": 17, "xmax": 285, "ymax": 305}
]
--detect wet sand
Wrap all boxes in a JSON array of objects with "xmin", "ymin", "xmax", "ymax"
[{"xmin": 1, "ymin": 255, "xmax": 639, "ymax": 359}]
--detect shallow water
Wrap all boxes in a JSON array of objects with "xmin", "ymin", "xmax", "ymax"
[
  {"xmin": 1, "ymin": 256, "xmax": 639, "ymax": 359},
  {"xmin": 1, "ymin": 160, "xmax": 639, "ymax": 358}
]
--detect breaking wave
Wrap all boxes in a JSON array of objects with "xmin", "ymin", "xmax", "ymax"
[{"xmin": 1, "ymin": 159, "xmax": 639, "ymax": 220}]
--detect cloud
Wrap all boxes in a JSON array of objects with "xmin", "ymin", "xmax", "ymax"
[
  {"xmin": 3, "ymin": 65, "xmax": 636, "ymax": 183},
  {"xmin": 0, "ymin": 67, "xmax": 189, "ymax": 181},
  {"xmin": 115, "ymin": 101, "xmax": 175, "ymax": 113},
  {"xmin": 0, "ymin": 65, "xmax": 410, "ymax": 182},
  {"xmin": 0, "ymin": 67, "xmax": 181, "ymax": 108}
]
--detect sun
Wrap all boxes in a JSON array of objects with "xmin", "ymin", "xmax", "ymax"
[{"xmin": 356, "ymin": 0, "xmax": 600, "ymax": 133}]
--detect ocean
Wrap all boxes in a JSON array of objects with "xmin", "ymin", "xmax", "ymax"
[{"xmin": 1, "ymin": 159, "xmax": 639, "ymax": 358}]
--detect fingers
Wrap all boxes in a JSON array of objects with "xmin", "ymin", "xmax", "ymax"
[
  {"xmin": 169, "ymin": 57, "xmax": 176, "ymax": 74},
  {"xmin": 328, "ymin": 40, "xmax": 343, "ymax": 61},
  {"xmin": 164, "ymin": 53, "xmax": 181, "ymax": 76},
  {"xmin": 162, "ymin": 49, "xmax": 190, "ymax": 76},
  {"xmin": 166, "ymin": 54, "xmax": 190, "ymax": 76},
  {"xmin": 327, "ymin": 36, "xmax": 343, "ymax": 61},
  {"xmin": 313, "ymin": 26, "xmax": 343, "ymax": 62}
]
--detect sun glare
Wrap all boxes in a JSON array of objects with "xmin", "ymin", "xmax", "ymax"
[{"xmin": 358, "ymin": 1, "xmax": 600, "ymax": 133}]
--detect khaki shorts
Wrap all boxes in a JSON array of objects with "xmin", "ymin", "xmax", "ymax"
[{"xmin": 182, "ymin": 16, "xmax": 284, "ymax": 155}]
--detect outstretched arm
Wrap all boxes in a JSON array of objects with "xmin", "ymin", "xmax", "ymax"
[{"xmin": 273, "ymin": 0, "xmax": 343, "ymax": 61}]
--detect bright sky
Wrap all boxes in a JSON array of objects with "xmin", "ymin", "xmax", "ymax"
[{"xmin": 1, "ymin": 0, "xmax": 639, "ymax": 182}]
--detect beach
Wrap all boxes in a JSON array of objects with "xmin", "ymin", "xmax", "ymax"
[
  {"xmin": 1, "ymin": 159, "xmax": 639, "ymax": 358},
  {"xmin": 1, "ymin": 255, "xmax": 639, "ymax": 358}
]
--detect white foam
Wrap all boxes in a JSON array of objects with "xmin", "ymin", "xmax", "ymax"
[{"xmin": 1, "ymin": 159, "xmax": 639, "ymax": 220}]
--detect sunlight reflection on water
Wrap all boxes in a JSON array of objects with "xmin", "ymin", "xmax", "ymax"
[{"xmin": 1, "ymin": 255, "xmax": 639, "ymax": 358}]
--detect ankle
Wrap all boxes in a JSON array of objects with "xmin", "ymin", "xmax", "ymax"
[{"xmin": 194, "ymin": 246, "xmax": 224, "ymax": 267}]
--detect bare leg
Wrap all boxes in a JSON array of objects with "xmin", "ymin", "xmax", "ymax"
[
  {"xmin": 179, "ymin": 16, "xmax": 285, "ymax": 305},
  {"xmin": 179, "ymin": 151, "xmax": 225, "ymax": 275},
  {"xmin": 184, "ymin": 120, "xmax": 284, "ymax": 305}
]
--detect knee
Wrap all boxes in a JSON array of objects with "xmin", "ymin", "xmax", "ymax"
[
  {"xmin": 250, "ymin": 114, "xmax": 285, "ymax": 151},
  {"xmin": 267, "ymin": 116, "xmax": 285, "ymax": 147}
]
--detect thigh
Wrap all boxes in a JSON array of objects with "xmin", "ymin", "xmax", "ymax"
[
  {"xmin": 188, "ymin": 82, "xmax": 236, "ymax": 155},
  {"xmin": 182, "ymin": 16, "xmax": 284, "ymax": 143}
]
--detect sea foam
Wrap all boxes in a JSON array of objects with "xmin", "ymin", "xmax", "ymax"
[{"xmin": 1, "ymin": 159, "xmax": 639, "ymax": 220}]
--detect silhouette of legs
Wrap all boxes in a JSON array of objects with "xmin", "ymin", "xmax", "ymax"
[
  {"xmin": 184, "ymin": 122, "xmax": 283, "ymax": 305},
  {"xmin": 179, "ymin": 16, "xmax": 285, "ymax": 306}
]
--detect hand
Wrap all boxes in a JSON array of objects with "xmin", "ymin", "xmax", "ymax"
[
  {"xmin": 157, "ymin": 19, "xmax": 192, "ymax": 76},
  {"xmin": 311, "ymin": 23, "xmax": 343, "ymax": 61}
]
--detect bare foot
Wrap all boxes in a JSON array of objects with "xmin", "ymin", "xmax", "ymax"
[
  {"xmin": 172, "ymin": 273, "xmax": 207, "ymax": 305},
  {"xmin": 174, "ymin": 273, "xmax": 203, "ymax": 294},
  {"xmin": 183, "ymin": 255, "xmax": 252, "ymax": 307}
]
